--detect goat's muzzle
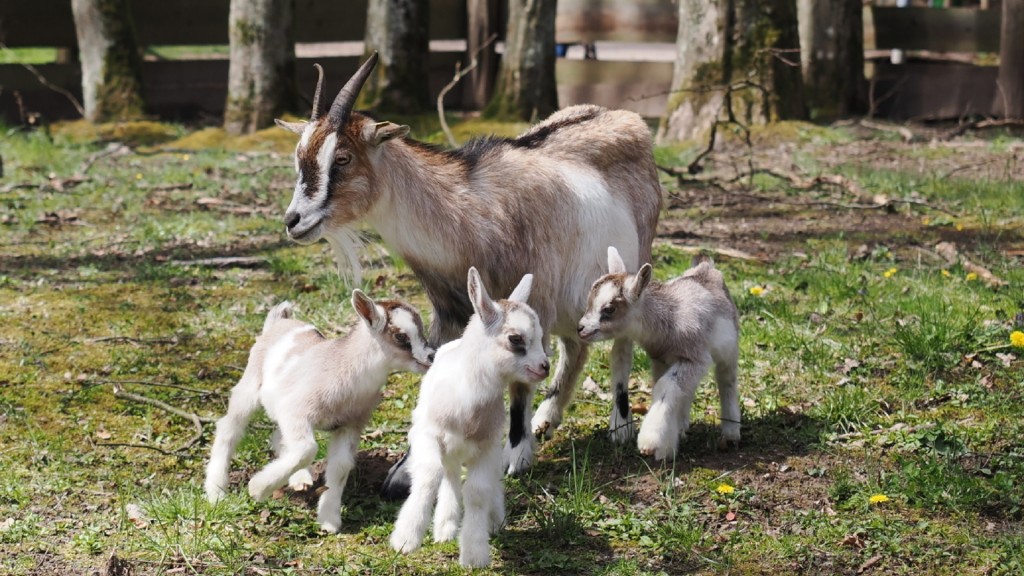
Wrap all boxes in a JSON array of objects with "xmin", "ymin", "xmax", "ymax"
[{"xmin": 284, "ymin": 211, "xmax": 301, "ymax": 230}]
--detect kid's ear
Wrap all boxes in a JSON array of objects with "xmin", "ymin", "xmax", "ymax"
[
  {"xmin": 507, "ymin": 274, "xmax": 533, "ymax": 304},
  {"xmin": 352, "ymin": 290, "xmax": 386, "ymax": 331},
  {"xmin": 467, "ymin": 267, "xmax": 501, "ymax": 328},
  {"xmin": 607, "ymin": 246, "xmax": 627, "ymax": 274},
  {"xmin": 364, "ymin": 121, "xmax": 410, "ymax": 146},
  {"xmin": 625, "ymin": 263, "xmax": 652, "ymax": 301},
  {"xmin": 274, "ymin": 118, "xmax": 307, "ymax": 134}
]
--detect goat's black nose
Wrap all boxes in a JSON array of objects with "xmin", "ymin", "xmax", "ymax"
[
  {"xmin": 284, "ymin": 211, "xmax": 300, "ymax": 230},
  {"xmin": 427, "ymin": 352, "xmax": 436, "ymax": 363},
  {"xmin": 577, "ymin": 324, "xmax": 585, "ymax": 334},
  {"xmin": 541, "ymin": 360, "xmax": 550, "ymax": 373}
]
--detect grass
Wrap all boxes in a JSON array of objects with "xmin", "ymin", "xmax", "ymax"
[{"xmin": 1, "ymin": 117, "xmax": 1023, "ymax": 575}]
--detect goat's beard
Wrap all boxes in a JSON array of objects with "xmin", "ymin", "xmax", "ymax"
[{"xmin": 323, "ymin": 224, "xmax": 366, "ymax": 287}]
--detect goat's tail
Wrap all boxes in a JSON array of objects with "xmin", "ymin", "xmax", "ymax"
[
  {"xmin": 690, "ymin": 252, "xmax": 715, "ymax": 268},
  {"xmin": 263, "ymin": 301, "xmax": 294, "ymax": 333}
]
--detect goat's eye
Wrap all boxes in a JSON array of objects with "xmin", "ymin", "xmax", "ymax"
[
  {"xmin": 508, "ymin": 334, "xmax": 524, "ymax": 348},
  {"xmin": 394, "ymin": 333, "xmax": 410, "ymax": 347},
  {"xmin": 600, "ymin": 305, "xmax": 615, "ymax": 321},
  {"xmin": 335, "ymin": 152, "xmax": 351, "ymax": 166}
]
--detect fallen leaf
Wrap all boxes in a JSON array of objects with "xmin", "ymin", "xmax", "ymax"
[
  {"xmin": 840, "ymin": 533, "xmax": 866, "ymax": 549},
  {"xmin": 725, "ymin": 511, "xmax": 736, "ymax": 522},
  {"xmin": 858, "ymin": 554, "xmax": 882, "ymax": 573},
  {"xmin": 96, "ymin": 429, "xmax": 112, "ymax": 440},
  {"xmin": 631, "ymin": 403, "xmax": 648, "ymax": 415}
]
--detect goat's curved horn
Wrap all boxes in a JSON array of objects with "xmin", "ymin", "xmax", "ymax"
[
  {"xmin": 328, "ymin": 52, "xmax": 378, "ymax": 125},
  {"xmin": 310, "ymin": 63, "xmax": 325, "ymax": 121}
]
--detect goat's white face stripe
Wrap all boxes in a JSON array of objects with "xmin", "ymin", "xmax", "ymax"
[
  {"xmin": 391, "ymin": 308, "xmax": 431, "ymax": 363},
  {"xmin": 315, "ymin": 132, "xmax": 337, "ymax": 204},
  {"xmin": 592, "ymin": 282, "xmax": 619, "ymax": 311}
]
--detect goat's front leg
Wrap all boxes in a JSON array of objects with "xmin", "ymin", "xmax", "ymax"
[
  {"xmin": 204, "ymin": 371, "xmax": 261, "ymax": 502},
  {"xmin": 391, "ymin": 433, "xmax": 444, "ymax": 554},
  {"xmin": 270, "ymin": 428, "xmax": 314, "ymax": 492},
  {"xmin": 460, "ymin": 444, "xmax": 502, "ymax": 568},
  {"xmin": 432, "ymin": 456, "xmax": 463, "ymax": 543},
  {"xmin": 608, "ymin": 337, "xmax": 636, "ymax": 443},
  {"xmin": 532, "ymin": 337, "xmax": 589, "ymax": 439},
  {"xmin": 713, "ymin": 340, "xmax": 742, "ymax": 448},
  {"xmin": 316, "ymin": 428, "xmax": 359, "ymax": 533},
  {"xmin": 248, "ymin": 421, "xmax": 318, "ymax": 501},
  {"xmin": 504, "ymin": 381, "xmax": 536, "ymax": 475},
  {"xmin": 637, "ymin": 357, "xmax": 709, "ymax": 461}
]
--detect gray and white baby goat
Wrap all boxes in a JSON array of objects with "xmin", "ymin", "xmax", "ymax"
[
  {"xmin": 390, "ymin": 268, "xmax": 549, "ymax": 568},
  {"xmin": 204, "ymin": 292, "xmax": 433, "ymax": 532},
  {"xmin": 578, "ymin": 247, "xmax": 741, "ymax": 461}
]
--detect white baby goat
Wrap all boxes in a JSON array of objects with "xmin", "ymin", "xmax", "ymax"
[
  {"xmin": 577, "ymin": 247, "xmax": 741, "ymax": 461},
  {"xmin": 390, "ymin": 268, "xmax": 549, "ymax": 568},
  {"xmin": 204, "ymin": 292, "xmax": 433, "ymax": 532}
]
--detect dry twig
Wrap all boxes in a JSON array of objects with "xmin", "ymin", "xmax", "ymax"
[
  {"xmin": 110, "ymin": 383, "xmax": 207, "ymax": 453},
  {"xmin": 436, "ymin": 33, "xmax": 499, "ymax": 147}
]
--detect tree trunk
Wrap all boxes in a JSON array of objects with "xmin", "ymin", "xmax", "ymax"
[
  {"xmin": 70, "ymin": 0, "xmax": 144, "ymax": 122},
  {"xmin": 484, "ymin": 0, "xmax": 558, "ymax": 121},
  {"xmin": 798, "ymin": 0, "xmax": 865, "ymax": 119},
  {"xmin": 997, "ymin": 0, "xmax": 1024, "ymax": 118},
  {"xmin": 359, "ymin": 0, "xmax": 431, "ymax": 114},
  {"xmin": 224, "ymin": 0, "xmax": 296, "ymax": 135},
  {"xmin": 463, "ymin": 0, "xmax": 500, "ymax": 110},
  {"xmin": 658, "ymin": 0, "xmax": 806, "ymax": 143}
]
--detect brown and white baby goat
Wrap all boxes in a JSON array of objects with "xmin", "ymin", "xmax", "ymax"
[
  {"xmin": 204, "ymin": 293, "xmax": 433, "ymax": 532},
  {"xmin": 577, "ymin": 247, "xmax": 741, "ymax": 460}
]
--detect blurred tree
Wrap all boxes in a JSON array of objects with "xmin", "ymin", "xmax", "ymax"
[
  {"xmin": 998, "ymin": 0, "xmax": 1024, "ymax": 118},
  {"xmin": 359, "ymin": 0, "xmax": 431, "ymax": 113},
  {"xmin": 224, "ymin": 0, "xmax": 297, "ymax": 135},
  {"xmin": 70, "ymin": 0, "xmax": 144, "ymax": 122},
  {"xmin": 798, "ymin": 0, "xmax": 865, "ymax": 119},
  {"xmin": 485, "ymin": 0, "xmax": 558, "ymax": 121},
  {"xmin": 659, "ymin": 0, "xmax": 806, "ymax": 143}
]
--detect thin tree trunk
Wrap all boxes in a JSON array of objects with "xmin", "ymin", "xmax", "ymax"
[
  {"xmin": 997, "ymin": 0, "xmax": 1024, "ymax": 118},
  {"xmin": 658, "ymin": 0, "xmax": 806, "ymax": 143},
  {"xmin": 798, "ymin": 0, "xmax": 865, "ymax": 119},
  {"xmin": 70, "ymin": 0, "xmax": 144, "ymax": 122},
  {"xmin": 360, "ymin": 0, "xmax": 431, "ymax": 114},
  {"xmin": 463, "ymin": 0, "xmax": 500, "ymax": 110},
  {"xmin": 224, "ymin": 0, "xmax": 296, "ymax": 135},
  {"xmin": 484, "ymin": 0, "xmax": 558, "ymax": 121}
]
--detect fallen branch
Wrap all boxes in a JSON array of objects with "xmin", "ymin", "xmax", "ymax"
[
  {"xmin": 933, "ymin": 241, "xmax": 1007, "ymax": 287},
  {"xmin": 436, "ymin": 33, "xmax": 498, "ymax": 147},
  {"xmin": 168, "ymin": 256, "xmax": 267, "ymax": 269},
  {"xmin": 89, "ymin": 335, "xmax": 179, "ymax": 346},
  {"xmin": 85, "ymin": 378, "xmax": 216, "ymax": 399},
  {"xmin": 859, "ymin": 119, "xmax": 914, "ymax": 143},
  {"xmin": 111, "ymin": 383, "xmax": 207, "ymax": 453},
  {"xmin": 940, "ymin": 118, "xmax": 1024, "ymax": 141}
]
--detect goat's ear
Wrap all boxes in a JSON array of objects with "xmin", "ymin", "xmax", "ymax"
[
  {"xmin": 625, "ymin": 263, "xmax": 653, "ymax": 301},
  {"xmin": 507, "ymin": 274, "xmax": 533, "ymax": 304},
  {"xmin": 364, "ymin": 121, "xmax": 410, "ymax": 146},
  {"xmin": 607, "ymin": 246, "xmax": 627, "ymax": 274},
  {"xmin": 352, "ymin": 290, "xmax": 386, "ymax": 331},
  {"xmin": 274, "ymin": 118, "xmax": 307, "ymax": 135},
  {"xmin": 467, "ymin": 267, "xmax": 501, "ymax": 327}
]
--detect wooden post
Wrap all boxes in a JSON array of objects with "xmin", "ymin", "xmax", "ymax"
[{"xmin": 998, "ymin": 0, "xmax": 1024, "ymax": 118}]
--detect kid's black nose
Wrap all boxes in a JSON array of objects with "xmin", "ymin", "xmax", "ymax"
[
  {"xmin": 428, "ymin": 352, "xmax": 436, "ymax": 363},
  {"xmin": 284, "ymin": 211, "xmax": 300, "ymax": 230},
  {"xmin": 541, "ymin": 360, "xmax": 550, "ymax": 374}
]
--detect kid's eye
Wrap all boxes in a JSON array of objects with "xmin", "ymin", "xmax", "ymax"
[
  {"xmin": 394, "ymin": 333, "xmax": 410, "ymax": 347},
  {"xmin": 508, "ymin": 334, "xmax": 524, "ymax": 347},
  {"xmin": 600, "ymin": 305, "xmax": 615, "ymax": 321}
]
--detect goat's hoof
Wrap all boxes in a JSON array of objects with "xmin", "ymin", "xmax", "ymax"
[
  {"xmin": 288, "ymin": 469, "xmax": 315, "ymax": 492},
  {"xmin": 433, "ymin": 521, "xmax": 458, "ymax": 543},
  {"xmin": 459, "ymin": 547, "xmax": 491, "ymax": 569},
  {"xmin": 390, "ymin": 530, "xmax": 422, "ymax": 554},
  {"xmin": 717, "ymin": 436, "xmax": 741, "ymax": 451},
  {"xmin": 319, "ymin": 519, "xmax": 341, "ymax": 534}
]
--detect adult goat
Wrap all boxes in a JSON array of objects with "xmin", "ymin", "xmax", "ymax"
[{"xmin": 275, "ymin": 54, "xmax": 662, "ymax": 498}]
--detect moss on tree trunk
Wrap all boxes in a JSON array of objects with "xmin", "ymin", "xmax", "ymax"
[
  {"xmin": 71, "ymin": 0, "xmax": 145, "ymax": 122},
  {"xmin": 659, "ymin": 0, "xmax": 806, "ymax": 143},
  {"xmin": 484, "ymin": 0, "xmax": 558, "ymax": 122},
  {"xmin": 358, "ymin": 0, "xmax": 431, "ymax": 114}
]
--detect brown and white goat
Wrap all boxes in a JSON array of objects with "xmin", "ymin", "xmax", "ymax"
[
  {"xmin": 204, "ymin": 293, "xmax": 433, "ymax": 532},
  {"xmin": 274, "ymin": 54, "xmax": 662, "ymax": 496},
  {"xmin": 578, "ymin": 247, "xmax": 741, "ymax": 460}
]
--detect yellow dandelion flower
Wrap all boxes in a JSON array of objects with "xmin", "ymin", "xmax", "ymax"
[
  {"xmin": 941, "ymin": 269, "xmax": 951, "ymax": 277},
  {"xmin": 955, "ymin": 223, "xmax": 964, "ymax": 231},
  {"xmin": 921, "ymin": 216, "xmax": 931, "ymax": 226},
  {"xmin": 716, "ymin": 484, "xmax": 735, "ymax": 495},
  {"xmin": 135, "ymin": 173, "xmax": 143, "ymax": 180},
  {"xmin": 883, "ymin": 267, "xmax": 898, "ymax": 279},
  {"xmin": 181, "ymin": 154, "xmax": 191, "ymax": 161},
  {"xmin": 869, "ymin": 493, "xmax": 890, "ymax": 504},
  {"xmin": 965, "ymin": 272, "xmax": 978, "ymax": 282},
  {"xmin": 749, "ymin": 286, "xmax": 765, "ymax": 297},
  {"xmin": 1011, "ymin": 331, "xmax": 1024, "ymax": 349}
]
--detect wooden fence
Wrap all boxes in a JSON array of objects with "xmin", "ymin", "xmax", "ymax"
[{"xmin": 0, "ymin": 0, "xmax": 1010, "ymax": 124}]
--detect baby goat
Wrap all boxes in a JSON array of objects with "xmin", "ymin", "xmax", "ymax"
[
  {"xmin": 204, "ymin": 292, "xmax": 433, "ymax": 532},
  {"xmin": 577, "ymin": 247, "xmax": 741, "ymax": 461},
  {"xmin": 390, "ymin": 268, "xmax": 549, "ymax": 568}
]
